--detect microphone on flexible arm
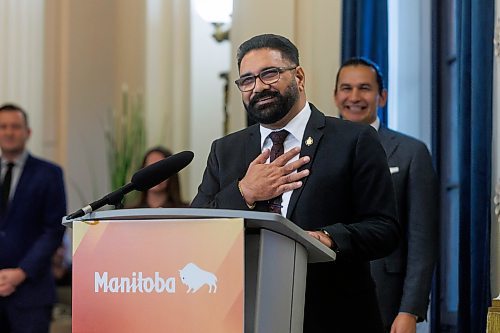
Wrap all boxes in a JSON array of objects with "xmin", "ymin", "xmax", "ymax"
[{"xmin": 66, "ymin": 150, "xmax": 194, "ymax": 220}]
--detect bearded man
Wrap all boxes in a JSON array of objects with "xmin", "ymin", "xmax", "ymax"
[{"xmin": 192, "ymin": 34, "xmax": 399, "ymax": 332}]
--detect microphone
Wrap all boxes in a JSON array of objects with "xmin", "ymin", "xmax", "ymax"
[{"xmin": 66, "ymin": 151, "xmax": 194, "ymax": 220}]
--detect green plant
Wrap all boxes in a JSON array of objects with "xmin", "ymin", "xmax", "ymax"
[{"xmin": 105, "ymin": 88, "xmax": 146, "ymax": 204}]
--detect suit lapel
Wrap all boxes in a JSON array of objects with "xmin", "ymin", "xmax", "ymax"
[
  {"xmin": 286, "ymin": 105, "xmax": 325, "ymax": 219},
  {"xmin": 378, "ymin": 127, "xmax": 399, "ymax": 159},
  {"xmin": 244, "ymin": 124, "xmax": 261, "ymax": 167},
  {"xmin": 2, "ymin": 154, "xmax": 34, "ymax": 221}
]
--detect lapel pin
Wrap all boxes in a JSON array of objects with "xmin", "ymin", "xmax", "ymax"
[{"xmin": 305, "ymin": 136, "xmax": 314, "ymax": 146}]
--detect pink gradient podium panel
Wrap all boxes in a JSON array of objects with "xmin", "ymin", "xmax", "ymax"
[{"xmin": 72, "ymin": 218, "xmax": 244, "ymax": 333}]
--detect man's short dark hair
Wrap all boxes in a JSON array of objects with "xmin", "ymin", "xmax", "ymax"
[
  {"xmin": 0, "ymin": 103, "xmax": 29, "ymax": 127},
  {"xmin": 334, "ymin": 57, "xmax": 385, "ymax": 95},
  {"xmin": 236, "ymin": 34, "xmax": 299, "ymax": 70}
]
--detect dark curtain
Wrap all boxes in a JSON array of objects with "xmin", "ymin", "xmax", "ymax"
[
  {"xmin": 456, "ymin": 0, "xmax": 493, "ymax": 332},
  {"xmin": 341, "ymin": 0, "xmax": 388, "ymax": 126},
  {"xmin": 429, "ymin": 0, "xmax": 442, "ymax": 331}
]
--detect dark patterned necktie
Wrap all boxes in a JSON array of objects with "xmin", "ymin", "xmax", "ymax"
[
  {"xmin": 1, "ymin": 162, "xmax": 15, "ymax": 211},
  {"xmin": 268, "ymin": 130, "xmax": 289, "ymax": 214}
]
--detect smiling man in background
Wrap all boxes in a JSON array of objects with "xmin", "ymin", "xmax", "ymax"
[{"xmin": 334, "ymin": 57, "xmax": 438, "ymax": 333}]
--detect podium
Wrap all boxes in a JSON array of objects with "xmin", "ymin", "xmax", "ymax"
[{"xmin": 64, "ymin": 208, "xmax": 335, "ymax": 333}]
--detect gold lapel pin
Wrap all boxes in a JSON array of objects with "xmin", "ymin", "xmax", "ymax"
[{"xmin": 305, "ymin": 136, "xmax": 313, "ymax": 146}]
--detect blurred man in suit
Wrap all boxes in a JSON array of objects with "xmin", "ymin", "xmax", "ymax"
[
  {"xmin": 334, "ymin": 57, "xmax": 438, "ymax": 333},
  {"xmin": 0, "ymin": 104, "xmax": 66, "ymax": 333},
  {"xmin": 192, "ymin": 34, "xmax": 400, "ymax": 332}
]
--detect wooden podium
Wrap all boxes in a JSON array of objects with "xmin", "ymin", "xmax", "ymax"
[
  {"xmin": 64, "ymin": 208, "xmax": 335, "ymax": 333},
  {"xmin": 487, "ymin": 299, "xmax": 500, "ymax": 333}
]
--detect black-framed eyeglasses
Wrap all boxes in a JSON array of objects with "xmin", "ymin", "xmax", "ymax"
[{"xmin": 234, "ymin": 66, "xmax": 297, "ymax": 92}]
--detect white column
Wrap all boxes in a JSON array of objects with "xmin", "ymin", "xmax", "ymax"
[
  {"xmin": 189, "ymin": 0, "xmax": 229, "ymax": 201},
  {"xmin": 0, "ymin": 0, "xmax": 45, "ymax": 155},
  {"xmin": 146, "ymin": 0, "xmax": 192, "ymax": 198}
]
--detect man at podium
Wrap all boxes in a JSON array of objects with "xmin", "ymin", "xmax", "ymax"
[{"xmin": 192, "ymin": 34, "xmax": 399, "ymax": 332}]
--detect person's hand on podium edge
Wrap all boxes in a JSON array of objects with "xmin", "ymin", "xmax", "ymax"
[
  {"xmin": 0, "ymin": 268, "xmax": 26, "ymax": 296},
  {"xmin": 308, "ymin": 230, "xmax": 334, "ymax": 249},
  {"xmin": 390, "ymin": 313, "xmax": 417, "ymax": 333},
  {"xmin": 238, "ymin": 147, "xmax": 310, "ymax": 205}
]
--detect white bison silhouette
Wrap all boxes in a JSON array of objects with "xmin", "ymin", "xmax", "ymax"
[{"xmin": 178, "ymin": 263, "xmax": 217, "ymax": 293}]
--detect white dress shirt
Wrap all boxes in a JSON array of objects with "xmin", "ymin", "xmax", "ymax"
[{"xmin": 259, "ymin": 103, "xmax": 311, "ymax": 217}]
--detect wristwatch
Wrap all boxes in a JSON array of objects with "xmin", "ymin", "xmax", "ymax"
[{"xmin": 320, "ymin": 228, "xmax": 340, "ymax": 253}]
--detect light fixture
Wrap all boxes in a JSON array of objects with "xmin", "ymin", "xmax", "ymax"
[
  {"xmin": 194, "ymin": 0, "xmax": 232, "ymax": 42},
  {"xmin": 194, "ymin": 0, "xmax": 233, "ymax": 133}
]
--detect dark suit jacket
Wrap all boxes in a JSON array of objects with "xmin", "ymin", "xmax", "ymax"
[
  {"xmin": 370, "ymin": 127, "xmax": 438, "ymax": 327},
  {"xmin": 0, "ymin": 154, "xmax": 66, "ymax": 308},
  {"xmin": 192, "ymin": 105, "xmax": 400, "ymax": 332}
]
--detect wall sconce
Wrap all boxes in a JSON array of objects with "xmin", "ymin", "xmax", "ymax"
[
  {"xmin": 195, "ymin": 0, "xmax": 232, "ymax": 42},
  {"xmin": 194, "ymin": 0, "xmax": 233, "ymax": 133},
  {"xmin": 212, "ymin": 23, "xmax": 230, "ymax": 42}
]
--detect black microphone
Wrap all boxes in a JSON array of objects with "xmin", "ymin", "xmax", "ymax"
[{"xmin": 66, "ymin": 151, "xmax": 194, "ymax": 220}]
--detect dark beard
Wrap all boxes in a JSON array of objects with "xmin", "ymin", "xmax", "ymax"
[{"xmin": 244, "ymin": 82, "xmax": 299, "ymax": 125}]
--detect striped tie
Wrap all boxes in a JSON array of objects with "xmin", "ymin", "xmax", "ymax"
[{"xmin": 268, "ymin": 130, "xmax": 289, "ymax": 214}]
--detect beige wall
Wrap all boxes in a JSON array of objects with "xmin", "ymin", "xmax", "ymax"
[
  {"xmin": 295, "ymin": 0, "xmax": 342, "ymax": 117},
  {"xmin": 145, "ymin": 0, "xmax": 191, "ymax": 199},
  {"xmin": 44, "ymin": 0, "xmax": 192, "ymax": 210},
  {"xmin": 44, "ymin": 0, "xmax": 148, "ymax": 210},
  {"xmin": 145, "ymin": 0, "xmax": 190, "ymax": 152},
  {"xmin": 42, "ymin": 0, "xmax": 342, "ymax": 210}
]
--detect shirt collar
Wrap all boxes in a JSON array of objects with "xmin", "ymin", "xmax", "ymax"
[
  {"xmin": 370, "ymin": 116, "xmax": 381, "ymax": 131},
  {"xmin": 259, "ymin": 102, "xmax": 312, "ymax": 147},
  {"xmin": 1, "ymin": 150, "xmax": 28, "ymax": 168}
]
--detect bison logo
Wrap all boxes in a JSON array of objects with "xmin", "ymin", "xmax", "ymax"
[{"xmin": 178, "ymin": 263, "xmax": 217, "ymax": 293}]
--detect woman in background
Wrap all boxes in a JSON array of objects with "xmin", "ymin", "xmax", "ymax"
[{"xmin": 131, "ymin": 146, "xmax": 188, "ymax": 208}]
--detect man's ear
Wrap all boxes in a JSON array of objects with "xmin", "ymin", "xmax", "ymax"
[
  {"xmin": 378, "ymin": 89, "xmax": 388, "ymax": 108},
  {"xmin": 332, "ymin": 87, "xmax": 341, "ymax": 108},
  {"xmin": 295, "ymin": 66, "xmax": 305, "ymax": 92}
]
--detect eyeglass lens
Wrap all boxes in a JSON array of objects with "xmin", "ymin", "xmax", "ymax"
[{"xmin": 237, "ymin": 68, "xmax": 281, "ymax": 91}]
